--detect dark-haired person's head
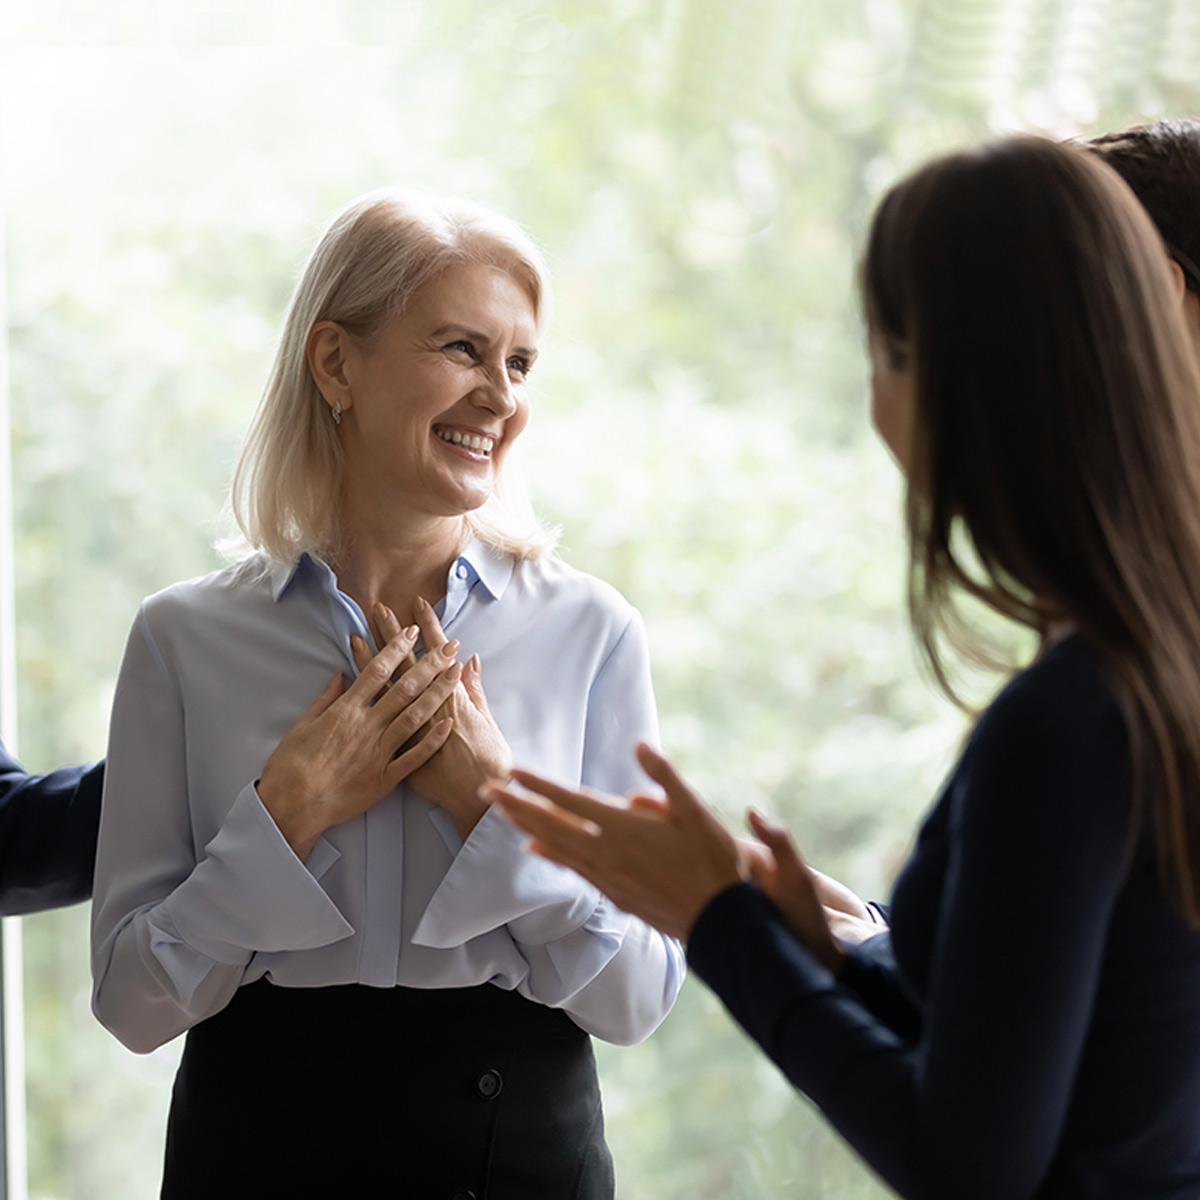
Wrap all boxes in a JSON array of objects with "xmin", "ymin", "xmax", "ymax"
[
  {"xmin": 861, "ymin": 136, "xmax": 1200, "ymax": 922},
  {"xmin": 1087, "ymin": 118, "xmax": 1200, "ymax": 357}
]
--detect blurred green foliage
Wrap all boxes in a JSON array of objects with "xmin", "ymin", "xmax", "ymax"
[{"xmin": 1, "ymin": 1, "xmax": 1199, "ymax": 1196}]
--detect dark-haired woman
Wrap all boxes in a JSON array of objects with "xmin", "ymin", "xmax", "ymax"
[{"xmin": 490, "ymin": 137, "xmax": 1200, "ymax": 1199}]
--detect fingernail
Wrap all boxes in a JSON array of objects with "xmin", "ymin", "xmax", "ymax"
[
  {"xmin": 448, "ymin": 661, "xmax": 463, "ymax": 679},
  {"xmin": 350, "ymin": 634, "xmax": 365, "ymax": 652},
  {"xmin": 403, "ymin": 624, "xmax": 419, "ymax": 640},
  {"xmin": 441, "ymin": 640, "xmax": 460, "ymax": 658},
  {"xmin": 381, "ymin": 604, "xmax": 395, "ymax": 622}
]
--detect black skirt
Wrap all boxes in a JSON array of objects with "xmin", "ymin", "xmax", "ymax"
[{"xmin": 160, "ymin": 979, "xmax": 614, "ymax": 1200}]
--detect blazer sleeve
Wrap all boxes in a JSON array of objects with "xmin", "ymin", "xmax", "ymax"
[
  {"xmin": 835, "ymin": 933, "xmax": 923, "ymax": 1043},
  {"xmin": 0, "ymin": 739, "xmax": 102, "ymax": 915}
]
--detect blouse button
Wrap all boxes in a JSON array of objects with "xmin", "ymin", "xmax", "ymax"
[
  {"xmin": 455, "ymin": 563, "xmax": 469, "ymax": 580},
  {"xmin": 476, "ymin": 1068, "xmax": 503, "ymax": 1100}
]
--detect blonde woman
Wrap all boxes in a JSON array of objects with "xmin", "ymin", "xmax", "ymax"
[{"xmin": 91, "ymin": 188, "xmax": 684, "ymax": 1200}]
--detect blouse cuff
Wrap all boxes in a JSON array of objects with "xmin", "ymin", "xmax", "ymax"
[
  {"xmin": 162, "ymin": 783, "xmax": 354, "ymax": 963},
  {"xmin": 413, "ymin": 805, "xmax": 603, "ymax": 949},
  {"xmin": 540, "ymin": 898, "xmax": 631, "ymax": 985}
]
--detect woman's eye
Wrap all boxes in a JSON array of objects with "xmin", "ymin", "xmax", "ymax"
[
  {"xmin": 446, "ymin": 339, "xmax": 476, "ymax": 358},
  {"xmin": 507, "ymin": 356, "xmax": 532, "ymax": 379}
]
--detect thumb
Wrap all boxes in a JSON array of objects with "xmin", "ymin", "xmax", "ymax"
[
  {"xmin": 633, "ymin": 742, "xmax": 707, "ymax": 820},
  {"xmin": 747, "ymin": 808, "xmax": 806, "ymax": 875}
]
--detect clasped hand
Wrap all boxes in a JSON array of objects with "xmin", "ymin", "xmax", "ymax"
[
  {"xmin": 257, "ymin": 623, "xmax": 461, "ymax": 862},
  {"xmin": 350, "ymin": 596, "xmax": 512, "ymax": 841}
]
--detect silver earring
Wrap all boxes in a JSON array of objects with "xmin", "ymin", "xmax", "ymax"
[{"xmin": 332, "ymin": 402, "xmax": 342, "ymax": 425}]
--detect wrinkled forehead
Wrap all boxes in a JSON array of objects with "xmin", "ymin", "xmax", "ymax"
[{"xmin": 399, "ymin": 260, "xmax": 541, "ymax": 350}]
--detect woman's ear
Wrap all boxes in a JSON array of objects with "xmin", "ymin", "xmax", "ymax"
[
  {"xmin": 306, "ymin": 321, "xmax": 354, "ymax": 416},
  {"xmin": 1169, "ymin": 259, "xmax": 1188, "ymax": 304}
]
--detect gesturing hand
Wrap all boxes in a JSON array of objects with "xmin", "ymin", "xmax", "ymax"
[
  {"xmin": 257, "ymin": 625, "xmax": 461, "ymax": 861},
  {"xmin": 351, "ymin": 597, "xmax": 513, "ymax": 841},
  {"xmin": 485, "ymin": 742, "xmax": 746, "ymax": 940},
  {"xmin": 807, "ymin": 866, "xmax": 885, "ymax": 945},
  {"xmin": 744, "ymin": 809, "xmax": 845, "ymax": 971}
]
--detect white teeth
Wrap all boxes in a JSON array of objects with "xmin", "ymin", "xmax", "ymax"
[{"xmin": 436, "ymin": 428, "xmax": 494, "ymax": 454}]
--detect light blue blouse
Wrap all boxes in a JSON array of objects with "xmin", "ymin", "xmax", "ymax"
[{"xmin": 91, "ymin": 540, "xmax": 684, "ymax": 1054}]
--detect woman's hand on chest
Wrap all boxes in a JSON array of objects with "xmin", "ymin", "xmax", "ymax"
[{"xmin": 354, "ymin": 597, "xmax": 513, "ymax": 841}]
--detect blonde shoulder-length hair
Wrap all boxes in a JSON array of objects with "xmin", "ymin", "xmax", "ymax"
[{"xmin": 230, "ymin": 185, "xmax": 559, "ymax": 565}]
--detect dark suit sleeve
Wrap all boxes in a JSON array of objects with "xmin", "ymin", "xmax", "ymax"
[
  {"xmin": 686, "ymin": 654, "xmax": 1133, "ymax": 1200},
  {"xmin": 0, "ymin": 739, "xmax": 102, "ymax": 915},
  {"xmin": 837, "ymin": 932, "xmax": 923, "ymax": 1042}
]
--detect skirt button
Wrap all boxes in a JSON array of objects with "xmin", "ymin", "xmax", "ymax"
[{"xmin": 476, "ymin": 1068, "xmax": 503, "ymax": 1100}]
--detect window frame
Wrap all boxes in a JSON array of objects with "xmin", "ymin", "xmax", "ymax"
[{"xmin": 0, "ymin": 177, "xmax": 27, "ymax": 1200}]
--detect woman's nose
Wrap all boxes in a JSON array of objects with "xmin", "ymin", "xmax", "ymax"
[{"xmin": 473, "ymin": 366, "xmax": 519, "ymax": 416}]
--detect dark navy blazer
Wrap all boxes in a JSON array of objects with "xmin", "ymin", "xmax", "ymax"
[
  {"xmin": 689, "ymin": 636, "xmax": 1200, "ymax": 1199},
  {"xmin": 0, "ymin": 740, "xmax": 101, "ymax": 914}
]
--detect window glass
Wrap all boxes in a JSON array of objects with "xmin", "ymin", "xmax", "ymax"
[{"xmin": 2, "ymin": 5, "xmax": 1199, "ymax": 1196}]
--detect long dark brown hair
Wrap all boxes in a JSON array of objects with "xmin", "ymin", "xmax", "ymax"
[{"xmin": 862, "ymin": 136, "xmax": 1200, "ymax": 923}]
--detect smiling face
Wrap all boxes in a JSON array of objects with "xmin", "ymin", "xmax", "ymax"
[{"xmin": 324, "ymin": 260, "xmax": 539, "ymax": 532}]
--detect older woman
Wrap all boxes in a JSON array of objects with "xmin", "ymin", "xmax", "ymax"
[
  {"xmin": 90, "ymin": 187, "xmax": 684, "ymax": 1200},
  {"xmin": 491, "ymin": 138, "xmax": 1200, "ymax": 1198}
]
